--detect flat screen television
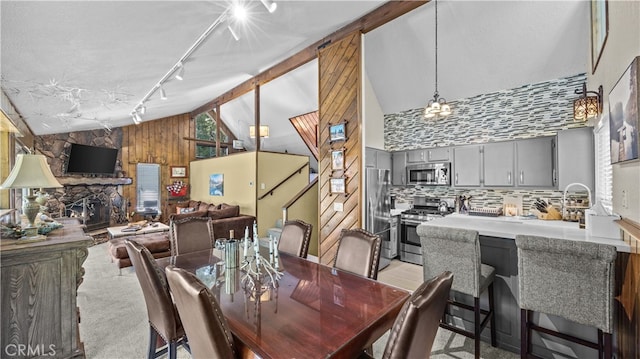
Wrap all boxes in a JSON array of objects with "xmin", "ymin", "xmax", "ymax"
[{"xmin": 66, "ymin": 143, "xmax": 118, "ymax": 175}]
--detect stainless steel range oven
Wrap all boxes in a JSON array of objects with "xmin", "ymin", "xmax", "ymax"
[{"xmin": 399, "ymin": 197, "xmax": 451, "ymax": 265}]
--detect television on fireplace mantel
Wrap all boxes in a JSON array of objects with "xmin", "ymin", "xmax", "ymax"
[{"xmin": 65, "ymin": 143, "xmax": 118, "ymax": 175}]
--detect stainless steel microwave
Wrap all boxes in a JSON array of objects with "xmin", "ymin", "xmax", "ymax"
[{"xmin": 406, "ymin": 163, "xmax": 451, "ymax": 185}]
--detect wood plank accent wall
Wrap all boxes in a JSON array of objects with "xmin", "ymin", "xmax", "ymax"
[
  {"xmin": 289, "ymin": 111, "xmax": 319, "ymax": 160},
  {"xmin": 317, "ymin": 32, "xmax": 361, "ymax": 265},
  {"xmin": 121, "ymin": 113, "xmax": 194, "ymax": 220}
]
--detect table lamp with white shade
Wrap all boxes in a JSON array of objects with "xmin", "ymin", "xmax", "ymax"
[{"xmin": 1, "ymin": 154, "xmax": 63, "ymax": 237}]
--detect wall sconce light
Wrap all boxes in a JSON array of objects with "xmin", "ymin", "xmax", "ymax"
[
  {"xmin": 249, "ymin": 125, "xmax": 269, "ymax": 138},
  {"xmin": 573, "ymin": 83, "xmax": 603, "ymax": 121}
]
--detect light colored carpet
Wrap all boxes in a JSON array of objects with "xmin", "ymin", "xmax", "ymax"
[{"xmin": 78, "ymin": 243, "xmax": 518, "ymax": 358}]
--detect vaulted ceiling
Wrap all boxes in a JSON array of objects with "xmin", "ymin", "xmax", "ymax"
[{"xmin": 1, "ymin": 1, "xmax": 589, "ymax": 161}]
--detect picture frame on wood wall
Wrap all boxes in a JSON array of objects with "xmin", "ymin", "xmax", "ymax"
[
  {"xmin": 590, "ymin": 0, "xmax": 608, "ymax": 74},
  {"xmin": 329, "ymin": 122, "xmax": 347, "ymax": 143},
  {"xmin": 331, "ymin": 149, "xmax": 345, "ymax": 171},
  {"xmin": 330, "ymin": 177, "xmax": 346, "ymax": 195},
  {"xmin": 170, "ymin": 166, "xmax": 187, "ymax": 178}
]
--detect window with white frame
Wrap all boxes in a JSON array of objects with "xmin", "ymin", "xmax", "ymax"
[{"xmin": 594, "ymin": 115, "xmax": 613, "ymax": 214}]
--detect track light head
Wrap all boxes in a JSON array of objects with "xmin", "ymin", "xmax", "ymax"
[
  {"xmin": 139, "ymin": 105, "xmax": 146, "ymax": 115},
  {"xmin": 160, "ymin": 87, "xmax": 167, "ymax": 100},
  {"xmin": 260, "ymin": 0, "xmax": 277, "ymax": 13},
  {"xmin": 227, "ymin": 23, "xmax": 240, "ymax": 41},
  {"xmin": 175, "ymin": 63, "xmax": 184, "ymax": 81},
  {"xmin": 232, "ymin": 3, "xmax": 248, "ymax": 22}
]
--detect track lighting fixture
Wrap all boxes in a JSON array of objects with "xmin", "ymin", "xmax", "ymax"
[
  {"xmin": 129, "ymin": 1, "xmax": 277, "ymax": 125},
  {"xmin": 260, "ymin": 0, "xmax": 277, "ymax": 13},
  {"xmin": 175, "ymin": 63, "xmax": 184, "ymax": 81}
]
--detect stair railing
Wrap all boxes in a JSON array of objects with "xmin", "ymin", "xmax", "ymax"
[{"xmin": 257, "ymin": 163, "xmax": 308, "ymax": 200}]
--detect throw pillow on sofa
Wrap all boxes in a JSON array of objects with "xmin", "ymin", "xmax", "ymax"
[{"xmin": 209, "ymin": 203, "xmax": 240, "ymax": 220}]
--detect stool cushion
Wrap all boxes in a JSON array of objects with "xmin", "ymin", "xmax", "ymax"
[
  {"xmin": 516, "ymin": 235, "xmax": 617, "ymax": 333},
  {"xmin": 418, "ymin": 225, "xmax": 493, "ymax": 297}
]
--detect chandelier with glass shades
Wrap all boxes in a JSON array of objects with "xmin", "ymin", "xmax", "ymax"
[{"xmin": 424, "ymin": 0, "xmax": 451, "ymax": 119}]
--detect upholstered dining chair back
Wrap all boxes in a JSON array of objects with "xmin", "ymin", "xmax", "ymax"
[
  {"xmin": 169, "ymin": 216, "xmax": 215, "ymax": 256},
  {"xmin": 278, "ymin": 219, "xmax": 312, "ymax": 258},
  {"xmin": 334, "ymin": 228, "xmax": 381, "ymax": 280},
  {"xmin": 381, "ymin": 271, "xmax": 454, "ymax": 359},
  {"xmin": 124, "ymin": 240, "xmax": 185, "ymax": 359},
  {"xmin": 418, "ymin": 225, "xmax": 484, "ymax": 297},
  {"xmin": 516, "ymin": 235, "xmax": 617, "ymax": 333},
  {"xmin": 165, "ymin": 265, "xmax": 237, "ymax": 359}
]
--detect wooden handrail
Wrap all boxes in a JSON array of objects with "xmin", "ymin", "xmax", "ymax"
[
  {"xmin": 283, "ymin": 176, "xmax": 318, "ymax": 210},
  {"xmin": 258, "ymin": 163, "xmax": 308, "ymax": 200}
]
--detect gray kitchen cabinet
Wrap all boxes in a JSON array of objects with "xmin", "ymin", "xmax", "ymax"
[
  {"xmin": 426, "ymin": 147, "xmax": 450, "ymax": 162},
  {"xmin": 365, "ymin": 147, "xmax": 392, "ymax": 170},
  {"xmin": 483, "ymin": 141, "xmax": 515, "ymax": 187},
  {"xmin": 406, "ymin": 149, "xmax": 425, "ymax": 163},
  {"xmin": 392, "ymin": 151, "xmax": 407, "ymax": 185},
  {"xmin": 515, "ymin": 137, "xmax": 555, "ymax": 187},
  {"xmin": 365, "ymin": 147, "xmax": 376, "ymax": 168},
  {"xmin": 453, "ymin": 145, "xmax": 482, "ymax": 187},
  {"xmin": 557, "ymin": 127, "xmax": 594, "ymax": 192}
]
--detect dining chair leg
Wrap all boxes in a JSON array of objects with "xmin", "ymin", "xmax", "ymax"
[
  {"xmin": 474, "ymin": 296, "xmax": 481, "ymax": 359},
  {"xmin": 148, "ymin": 326, "xmax": 158, "ymax": 359},
  {"xmin": 488, "ymin": 282, "xmax": 497, "ymax": 347}
]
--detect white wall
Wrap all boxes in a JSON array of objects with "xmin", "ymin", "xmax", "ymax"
[
  {"xmin": 362, "ymin": 42, "xmax": 386, "ymax": 151},
  {"xmin": 588, "ymin": 1, "xmax": 640, "ymax": 223}
]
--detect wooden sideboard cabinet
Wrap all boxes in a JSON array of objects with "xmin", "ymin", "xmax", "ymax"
[{"xmin": 1, "ymin": 218, "xmax": 92, "ymax": 358}]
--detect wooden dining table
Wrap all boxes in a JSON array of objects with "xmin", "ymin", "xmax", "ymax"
[{"xmin": 156, "ymin": 248, "xmax": 410, "ymax": 359}]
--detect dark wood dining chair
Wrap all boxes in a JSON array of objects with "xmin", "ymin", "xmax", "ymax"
[
  {"xmin": 278, "ymin": 219, "xmax": 312, "ymax": 258},
  {"xmin": 169, "ymin": 216, "xmax": 215, "ymax": 256},
  {"xmin": 164, "ymin": 265, "xmax": 239, "ymax": 359},
  {"xmin": 124, "ymin": 239, "xmax": 189, "ymax": 359},
  {"xmin": 360, "ymin": 271, "xmax": 454, "ymax": 359},
  {"xmin": 334, "ymin": 228, "xmax": 381, "ymax": 280}
]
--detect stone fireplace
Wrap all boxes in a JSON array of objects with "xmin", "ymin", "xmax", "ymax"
[{"xmin": 35, "ymin": 128, "xmax": 130, "ymax": 231}]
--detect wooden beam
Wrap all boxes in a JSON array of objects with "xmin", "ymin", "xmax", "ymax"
[{"xmin": 190, "ymin": 0, "xmax": 427, "ymax": 116}]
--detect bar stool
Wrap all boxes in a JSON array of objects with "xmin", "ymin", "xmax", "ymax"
[
  {"xmin": 515, "ymin": 235, "xmax": 617, "ymax": 358},
  {"xmin": 417, "ymin": 225, "xmax": 496, "ymax": 359}
]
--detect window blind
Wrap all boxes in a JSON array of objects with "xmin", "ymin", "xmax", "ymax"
[
  {"xmin": 594, "ymin": 116, "xmax": 613, "ymax": 214},
  {"xmin": 136, "ymin": 163, "xmax": 161, "ymax": 214}
]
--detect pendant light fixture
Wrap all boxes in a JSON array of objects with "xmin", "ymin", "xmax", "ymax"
[{"xmin": 424, "ymin": 0, "xmax": 451, "ymax": 119}]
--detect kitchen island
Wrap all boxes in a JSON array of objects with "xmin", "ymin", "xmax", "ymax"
[{"xmin": 418, "ymin": 214, "xmax": 630, "ymax": 357}]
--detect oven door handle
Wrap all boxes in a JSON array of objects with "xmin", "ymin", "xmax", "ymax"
[{"xmin": 402, "ymin": 219, "xmax": 424, "ymax": 226}]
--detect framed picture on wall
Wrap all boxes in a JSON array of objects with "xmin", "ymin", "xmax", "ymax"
[
  {"xmin": 331, "ymin": 149, "xmax": 345, "ymax": 171},
  {"xmin": 170, "ymin": 166, "xmax": 187, "ymax": 178},
  {"xmin": 608, "ymin": 56, "xmax": 640, "ymax": 163},
  {"xmin": 329, "ymin": 122, "xmax": 347, "ymax": 143},
  {"xmin": 209, "ymin": 173, "xmax": 224, "ymax": 196},
  {"xmin": 330, "ymin": 177, "xmax": 346, "ymax": 195},
  {"xmin": 590, "ymin": 0, "xmax": 608, "ymax": 74}
]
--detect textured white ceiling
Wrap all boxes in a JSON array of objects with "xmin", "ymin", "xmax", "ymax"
[{"xmin": 1, "ymin": 0, "xmax": 589, "ymax": 161}]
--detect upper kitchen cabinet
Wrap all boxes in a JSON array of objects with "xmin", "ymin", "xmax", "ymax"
[
  {"xmin": 453, "ymin": 145, "xmax": 482, "ymax": 187},
  {"xmin": 556, "ymin": 127, "xmax": 594, "ymax": 192},
  {"xmin": 365, "ymin": 147, "xmax": 392, "ymax": 170},
  {"xmin": 483, "ymin": 141, "xmax": 515, "ymax": 187},
  {"xmin": 392, "ymin": 151, "xmax": 407, "ymax": 185},
  {"xmin": 406, "ymin": 147, "xmax": 450, "ymax": 164},
  {"xmin": 515, "ymin": 137, "xmax": 556, "ymax": 187},
  {"xmin": 426, "ymin": 147, "xmax": 450, "ymax": 162}
]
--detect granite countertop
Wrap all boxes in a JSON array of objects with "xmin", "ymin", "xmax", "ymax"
[{"xmin": 421, "ymin": 213, "xmax": 631, "ymax": 253}]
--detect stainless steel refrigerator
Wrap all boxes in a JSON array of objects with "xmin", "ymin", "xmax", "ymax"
[{"xmin": 365, "ymin": 168, "xmax": 396, "ymax": 270}]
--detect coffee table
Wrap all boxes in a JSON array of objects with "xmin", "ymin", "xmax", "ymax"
[{"xmin": 107, "ymin": 222, "xmax": 170, "ymax": 239}]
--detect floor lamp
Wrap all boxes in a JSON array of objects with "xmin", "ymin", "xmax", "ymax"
[{"xmin": 1, "ymin": 154, "xmax": 62, "ymax": 237}]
